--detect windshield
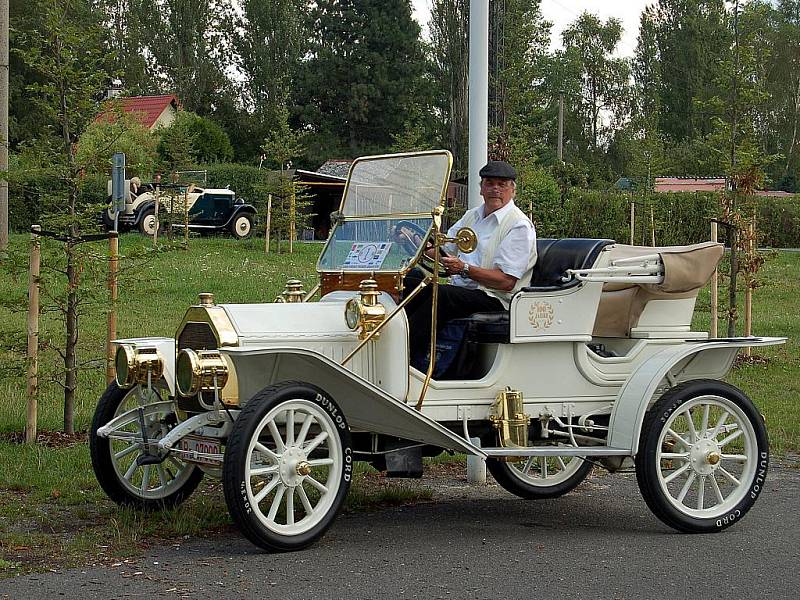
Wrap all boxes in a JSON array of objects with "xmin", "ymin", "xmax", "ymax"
[{"xmin": 317, "ymin": 151, "xmax": 452, "ymax": 273}]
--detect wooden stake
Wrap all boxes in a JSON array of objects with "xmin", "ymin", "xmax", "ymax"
[
  {"xmin": 650, "ymin": 205, "xmax": 656, "ymax": 246},
  {"xmin": 630, "ymin": 202, "xmax": 635, "ymax": 245},
  {"xmin": 105, "ymin": 232, "xmax": 119, "ymax": 383},
  {"xmin": 25, "ymin": 226, "xmax": 41, "ymax": 444},
  {"xmin": 744, "ymin": 218, "xmax": 755, "ymax": 355},
  {"xmin": 153, "ymin": 184, "xmax": 160, "ymax": 247},
  {"xmin": 289, "ymin": 183, "xmax": 296, "ymax": 254},
  {"xmin": 710, "ymin": 221, "xmax": 719, "ymax": 338},
  {"xmin": 265, "ymin": 194, "xmax": 272, "ymax": 254},
  {"xmin": 184, "ymin": 188, "xmax": 189, "ymax": 245}
]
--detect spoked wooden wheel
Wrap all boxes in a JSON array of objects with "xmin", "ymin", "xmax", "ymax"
[
  {"xmin": 636, "ymin": 380, "xmax": 768, "ymax": 533},
  {"xmin": 90, "ymin": 383, "xmax": 203, "ymax": 509},
  {"xmin": 223, "ymin": 382, "xmax": 352, "ymax": 552},
  {"xmin": 488, "ymin": 448, "xmax": 592, "ymax": 499}
]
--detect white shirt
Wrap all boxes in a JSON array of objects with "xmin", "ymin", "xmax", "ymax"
[{"xmin": 446, "ymin": 200, "xmax": 537, "ymax": 289}]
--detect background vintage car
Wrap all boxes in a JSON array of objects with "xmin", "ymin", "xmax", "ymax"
[{"xmin": 101, "ymin": 182, "xmax": 256, "ymax": 239}]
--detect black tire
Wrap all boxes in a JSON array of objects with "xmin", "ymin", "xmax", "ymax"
[
  {"xmin": 137, "ymin": 208, "xmax": 158, "ymax": 236},
  {"xmin": 101, "ymin": 207, "xmax": 116, "ymax": 232},
  {"xmin": 89, "ymin": 382, "xmax": 203, "ymax": 510},
  {"xmin": 230, "ymin": 213, "xmax": 254, "ymax": 239},
  {"xmin": 223, "ymin": 381, "xmax": 353, "ymax": 552},
  {"xmin": 487, "ymin": 451, "xmax": 593, "ymax": 499},
  {"xmin": 635, "ymin": 379, "xmax": 768, "ymax": 533}
]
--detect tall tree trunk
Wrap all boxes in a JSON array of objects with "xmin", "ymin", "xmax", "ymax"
[
  {"xmin": 727, "ymin": 1, "xmax": 740, "ymax": 339},
  {"xmin": 64, "ymin": 242, "xmax": 78, "ymax": 434},
  {"xmin": 785, "ymin": 75, "xmax": 800, "ymax": 177}
]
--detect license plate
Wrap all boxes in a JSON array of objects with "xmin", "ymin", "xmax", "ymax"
[{"xmin": 178, "ymin": 435, "xmax": 222, "ymax": 465}]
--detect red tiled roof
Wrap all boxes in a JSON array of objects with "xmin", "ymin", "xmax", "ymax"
[{"xmin": 95, "ymin": 95, "xmax": 180, "ymax": 129}]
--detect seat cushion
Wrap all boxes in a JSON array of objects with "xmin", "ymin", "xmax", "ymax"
[{"xmin": 526, "ymin": 238, "xmax": 614, "ymax": 290}]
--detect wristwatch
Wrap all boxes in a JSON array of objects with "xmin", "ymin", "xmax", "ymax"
[{"xmin": 460, "ymin": 262, "xmax": 471, "ymax": 278}]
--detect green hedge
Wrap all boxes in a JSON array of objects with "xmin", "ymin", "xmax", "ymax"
[{"xmin": 9, "ymin": 172, "xmax": 107, "ymax": 232}]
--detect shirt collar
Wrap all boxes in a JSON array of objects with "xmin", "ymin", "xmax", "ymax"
[{"xmin": 479, "ymin": 199, "xmax": 516, "ymax": 222}]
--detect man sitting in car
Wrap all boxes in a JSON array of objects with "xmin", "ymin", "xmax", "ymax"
[{"xmin": 403, "ymin": 160, "xmax": 538, "ymax": 362}]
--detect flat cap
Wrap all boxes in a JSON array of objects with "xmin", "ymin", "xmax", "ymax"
[{"xmin": 479, "ymin": 160, "xmax": 516, "ymax": 180}]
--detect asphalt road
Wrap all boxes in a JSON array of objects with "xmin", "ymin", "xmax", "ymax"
[{"xmin": 2, "ymin": 464, "xmax": 799, "ymax": 600}]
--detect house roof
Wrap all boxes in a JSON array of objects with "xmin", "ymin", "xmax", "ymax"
[
  {"xmin": 317, "ymin": 159, "xmax": 353, "ymax": 179},
  {"xmin": 654, "ymin": 177, "xmax": 727, "ymax": 193},
  {"xmin": 95, "ymin": 95, "xmax": 180, "ymax": 129}
]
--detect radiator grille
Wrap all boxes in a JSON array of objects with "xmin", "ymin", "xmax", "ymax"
[{"xmin": 178, "ymin": 322, "xmax": 217, "ymax": 352}]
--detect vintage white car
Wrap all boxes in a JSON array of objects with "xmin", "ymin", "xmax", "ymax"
[{"xmin": 90, "ymin": 150, "xmax": 785, "ymax": 552}]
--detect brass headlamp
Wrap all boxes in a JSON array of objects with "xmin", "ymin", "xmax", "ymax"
[
  {"xmin": 344, "ymin": 279, "xmax": 387, "ymax": 340},
  {"xmin": 175, "ymin": 348, "xmax": 230, "ymax": 397},
  {"xmin": 489, "ymin": 387, "xmax": 531, "ymax": 462},
  {"xmin": 114, "ymin": 344, "xmax": 165, "ymax": 389}
]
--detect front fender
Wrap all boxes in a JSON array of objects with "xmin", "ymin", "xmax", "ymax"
[
  {"xmin": 221, "ymin": 346, "xmax": 484, "ymax": 457},
  {"xmin": 221, "ymin": 205, "xmax": 256, "ymax": 228},
  {"xmin": 608, "ymin": 336, "xmax": 786, "ymax": 454}
]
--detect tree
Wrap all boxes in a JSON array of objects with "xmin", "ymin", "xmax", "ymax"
[
  {"xmin": 77, "ymin": 110, "xmax": 159, "ymax": 175},
  {"xmin": 295, "ymin": 0, "xmax": 429, "ymax": 162},
  {"xmin": 430, "ymin": 0, "xmax": 469, "ymax": 173},
  {"xmin": 561, "ymin": 13, "xmax": 631, "ymax": 153},
  {"xmin": 17, "ymin": 0, "xmax": 116, "ymax": 434}
]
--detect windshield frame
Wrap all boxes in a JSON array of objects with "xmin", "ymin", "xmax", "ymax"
[{"xmin": 316, "ymin": 150, "xmax": 453, "ymax": 275}]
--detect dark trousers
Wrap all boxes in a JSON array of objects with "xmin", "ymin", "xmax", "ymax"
[{"xmin": 402, "ymin": 270, "xmax": 504, "ymax": 359}]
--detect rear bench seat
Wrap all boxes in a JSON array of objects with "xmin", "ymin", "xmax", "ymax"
[{"xmin": 451, "ymin": 238, "xmax": 614, "ymax": 344}]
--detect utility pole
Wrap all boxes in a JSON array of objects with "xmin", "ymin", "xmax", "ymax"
[
  {"xmin": 557, "ymin": 94, "xmax": 564, "ymax": 163},
  {"xmin": 468, "ymin": 0, "xmax": 489, "ymax": 210},
  {"xmin": 0, "ymin": 0, "xmax": 9, "ymax": 252},
  {"xmin": 728, "ymin": 0, "xmax": 740, "ymax": 338}
]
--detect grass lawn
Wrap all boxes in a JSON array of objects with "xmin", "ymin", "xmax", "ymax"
[{"xmin": 0, "ymin": 233, "xmax": 797, "ymax": 576}]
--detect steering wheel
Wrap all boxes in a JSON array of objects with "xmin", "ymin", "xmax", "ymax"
[{"xmin": 392, "ymin": 220, "xmax": 449, "ymax": 278}]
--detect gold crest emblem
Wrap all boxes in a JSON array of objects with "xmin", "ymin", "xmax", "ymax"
[{"xmin": 528, "ymin": 301, "xmax": 555, "ymax": 330}]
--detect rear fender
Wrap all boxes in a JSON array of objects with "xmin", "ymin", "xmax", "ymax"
[
  {"xmin": 222, "ymin": 346, "xmax": 484, "ymax": 457},
  {"xmin": 221, "ymin": 205, "xmax": 256, "ymax": 228},
  {"xmin": 608, "ymin": 337, "xmax": 786, "ymax": 454}
]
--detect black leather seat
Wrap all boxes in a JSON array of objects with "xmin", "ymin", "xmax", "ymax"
[{"xmin": 456, "ymin": 238, "xmax": 615, "ymax": 344}]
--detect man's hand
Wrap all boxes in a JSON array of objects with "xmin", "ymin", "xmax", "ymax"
[
  {"xmin": 441, "ymin": 255, "xmax": 464, "ymax": 276},
  {"xmin": 442, "ymin": 256, "xmax": 518, "ymax": 292}
]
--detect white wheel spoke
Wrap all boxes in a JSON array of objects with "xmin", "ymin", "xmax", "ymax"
[
  {"xmin": 700, "ymin": 404, "xmax": 710, "ymax": 437},
  {"xmin": 140, "ymin": 465, "xmax": 151, "ymax": 494},
  {"xmin": 254, "ymin": 442, "xmax": 280, "ymax": 463},
  {"xmin": 556, "ymin": 456, "xmax": 568, "ymax": 471},
  {"xmin": 114, "ymin": 444, "xmax": 140, "ymax": 460},
  {"xmin": 297, "ymin": 484, "xmax": 314, "ymax": 516},
  {"xmin": 541, "ymin": 458, "xmax": 549, "ymax": 479},
  {"xmin": 267, "ymin": 485, "xmax": 286, "ymax": 521},
  {"xmin": 663, "ymin": 461, "xmax": 691, "ymax": 484},
  {"xmin": 267, "ymin": 421, "xmax": 286, "ymax": 452},
  {"xmin": 521, "ymin": 457, "xmax": 534, "ymax": 475},
  {"xmin": 286, "ymin": 489, "xmax": 295, "ymax": 525},
  {"xmin": 697, "ymin": 475, "xmax": 706, "ymax": 509},
  {"xmin": 296, "ymin": 414, "xmax": 314, "ymax": 448},
  {"xmin": 286, "ymin": 409, "xmax": 295, "ymax": 447},
  {"xmin": 167, "ymin": 456, "xmax": 185, "ymax": 472},
  {"xmin": 156, "ymin": 464, "xmax": 168, "ymax": 488},
  {"xmin": 308, "ymin": 457, "xmax": 334, "ymax": 467},
  {"xmin": 718, "ymin": 429, "xmax": 743, "ymax": 448},
  {"xmin": 304, "ymin": 431, "xmax": 329, "ymax": 454},
  {"xmin": 123, "ymin": 459, "xmax": 139, "ymax": 482},
  {"xmin": 250, "ymin": 465, "xmax": 279, "ymax": 477},
  {"xmin": 718, "ymin": 466, "xmax": 740, "ymax": 486},
  {"xmin": 710, "ymin": 474, "xmax": 725, "ymax": 503},
  {"xmin": 305, "ymin": 475, "xmax": 328, "ymax": 494},
  {"xmin": 666, "ymin": 428, "xmax": 691, "ymax": 449},
  {"xmin": 660, "ymin": 452, "xmax": 690, "ymax": 461},
  {"xmin": 710, "ymin": 410, "xmax": 730, "ymax": 438},
  {"xmin": 684, "ymin": 409, "xmax": 699, "ymax": 443},
  {"xmin": 721, "ymin": 453, "xmax": 748, "ymax": 463},
  {"xmin": 254, "ymin": 476, "xmax": 280, "ymax": 504},
  {"xmin": 677, "ymin": 471, "xmax": 696, "ymax": 503}
]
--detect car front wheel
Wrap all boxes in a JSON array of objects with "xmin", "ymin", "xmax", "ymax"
[
  {"xmin": 230, "ymin": 214, "xmax": 253, "ymax": 239},
  {"xmin": 223, "ymin": 381, "xmax": 353, "ymax": 552},
  {"xmin": 138, "ymin": 208, "xmax": 158, "ymax": 237}
]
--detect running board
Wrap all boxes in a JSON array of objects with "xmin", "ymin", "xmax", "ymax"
[{"xmin": 482, "ymin": 446, "xmax": 631, "ymax": 458}]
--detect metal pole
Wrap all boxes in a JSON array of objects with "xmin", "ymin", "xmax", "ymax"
[
  {"xmin": 468, "ymin": 0, "xmax": 489, "ymax": 209},
  {"xmin": 0, "ymin": 0, "xmax": 8, "ymax": 252},
  {"xmin": 105, "ymin": 232, "xmax": 119, "ymax": 383},
  {"xmin": 25, "ymin": 226, "xmax": 41, "ymax": 443},
  {"xmin": 265, "ymin": 194, "xmax": 272, "ymax": 253},
  {"xmin": 630, "ymin": 202, "xmax": 635, "ymax": 245}
]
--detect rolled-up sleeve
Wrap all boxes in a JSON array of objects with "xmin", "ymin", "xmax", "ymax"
[{"xmin": 492, "ymin": 221, "xmax": 537, "ymax": 279}]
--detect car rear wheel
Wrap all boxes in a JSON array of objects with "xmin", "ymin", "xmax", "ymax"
[
  {"xmin": 89, "ymin": 383, "xmax": 203, "ymax": 509},
  {"xmin": 488, "ymin": 449, "xmax": 592, "ymax": 499},
  {"xmin": 223, "ymin": 381, "xmax": 352, "ymax": 552},
  {"xmin": 636, "ymin": 379, "xmax": 768, "ymax": 533},
  {"xmin": 231, "ymin": 214, "xmax": 253, "ymax": 239}
]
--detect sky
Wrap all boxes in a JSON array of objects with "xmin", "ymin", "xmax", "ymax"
[{"xmin": 411, "ymin": 0, "xmax": 653, "ymax": 57}]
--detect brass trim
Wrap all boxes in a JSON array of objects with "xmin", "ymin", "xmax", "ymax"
[
  {"xmin": 489, "ymin": 387, "xmax": 531, "ymax": 462},
  {"xmin": 176, "ymin": 349, "xmax": 230, "ymax": 397},
  {"xmin": 278, "ymin": 279, "xmax": 306, "ymax": 303}
]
